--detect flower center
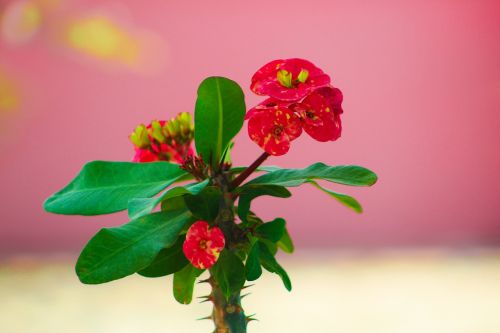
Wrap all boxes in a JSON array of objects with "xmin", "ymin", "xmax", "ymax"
[
  {"xmin": 277, "ymin": 69, "xmax": 309, "ymax": 88},
  {"xmin": 198, "ymin": 239, "xmax": 208, "ymax": 249},
  {"xmin": 272, "ymin": 125, "xmax": 284, "ymax": 137},
  {"xmin": 306, "ymin": 110, "xmax": 316, "ymax": 119}
]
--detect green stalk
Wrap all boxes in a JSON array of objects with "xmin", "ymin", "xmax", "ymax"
[
  {"xmin": 209, "ymin": 277, "xmax": 247, "ymax": 333},
  {"xmin": 208, "ymin": 167, "xmax": 250, "ymax": 332}
]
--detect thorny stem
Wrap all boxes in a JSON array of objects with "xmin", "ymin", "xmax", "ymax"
[
  {"xmin": 208, "ymin": 167, "xmax": 248, "ymax": 332},
  {"xmin": 230, "ymin": 152, "xmax": 269, "ymax": 190},
  {"xmin": 208, "ymin": 276, "xmax": 247, "ymax": 333}
]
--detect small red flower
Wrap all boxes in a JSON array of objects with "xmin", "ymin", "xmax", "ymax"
[
  {"xmin": 245, "ymin": 97, "xmax": 291, "ymax": 120},
  {"xmin": 132, "ymin": 148, "xmax": 160, "ymax": 162},
  {"xmin": 183, "ymin": 221, "xmax": 225, "ymax": 270},
  {"xmin": 250, "ymin": 58, "xmax": 330, "ymax": 102},
  {"xmin": 291, "ymin": 87, "xmax": 343, "ymax": 142},
  {"xmin": 150, "ymin": 142, "xmax": 191, "ymax": 164},
  {"xmin": 247, "ymin": 103, "xmax": 302, "ymax": 156},
  {"xmin": 130, "ymin": 112, "xmax": 194, "ymax": 164}
]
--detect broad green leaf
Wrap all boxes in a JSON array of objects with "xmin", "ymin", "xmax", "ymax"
[
  {"xmin": 212, "ymin": 250, "xmax": 246, "ymax": 299},
  {"xmin": 260, "ymin": 238, "xmax": 278, "ymax": 256},
  {"xmin": 184, "ymin": 186, "xmax": 222, "ymax": 221},
  {"xmin": 128, "ymin": 180, "xmax": 209, "ymax": 220},
  {"xmin": 194, "ymin": 77, "xmax": 246, "ymax": 167},
  {"xmin": 173, "ymin": 265, "xmax": 204, "ymax": 304},
  {"xmin": 246, "ymin": 163, "xmax": 377, "ymax": 188},
  {"xmin": 161, "ymin": 196, "xmax": 187, "ymax": 212},
  {"xmin": 75, "ymin": 209, "xmax": 191, "ymax": 284},
  {"xmin": 308, "ymin": 180, "xmax": 363, "ymax": 213},
  {"xmin": 258, "ymin": 241, "xmax": 292, "ymax": 291},
  {"xmin": 44, "ymin": 161, "xmax": 186, "ymax": 216},
  {"xmin": 245, "ymin": 242, "xmax": 262, "ymax": 281},
  {"xmin": 138, "ymin": 235, "xmax": 188, "ymax": 278},
  {"xmin": 230, "ymin": 165, "xmax": 282, "ymax": 174},
  {"xmin": 237, "ymin": 185, "xmax": 291, "ymax": 223},
  {"xmin": 255, "ymin": 218, "xmax": 286, "ymax": 242},
  {"xmin": 277, "ymin": 228, "xmax": 295, "ymax": 253}
]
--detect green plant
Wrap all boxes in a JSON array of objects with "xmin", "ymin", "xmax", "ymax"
[{"xmin": 44, "ymin": 59, "xmax": 377, "ymax": 332}]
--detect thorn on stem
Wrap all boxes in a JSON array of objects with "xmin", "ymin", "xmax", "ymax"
[
  {"xmin": 246, "ymin": 314, "xmax": 258, "ymax": 323},
  {"xmin": 242, "ymin": 284, "xmax": 255, "ymax": 290}
]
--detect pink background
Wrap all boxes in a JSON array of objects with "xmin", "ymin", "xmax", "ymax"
[{"xmin": 1, "ymin": 0, "xmax": 499, "ymax": 255}]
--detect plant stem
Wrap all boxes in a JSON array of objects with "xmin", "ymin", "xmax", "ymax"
[
  {"xmin": 208, "ymin": 164, "xmax": 250, "ymax": 332},
  {"xmin": 209, "ymin": 276, "xmax": 247, "ymax": 333},
  {"xmin": 230, "ymin": 152, "xmax": 269, "ymax": 190}
]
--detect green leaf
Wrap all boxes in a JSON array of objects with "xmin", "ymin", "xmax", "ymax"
[
  {"xmin": 75, "ymin": 209, "xmax": 191, "ymax": 284},
  {"xmin": 184, "ymin": 186, "xmax": 222, "ymax": 221},
  {"xmin": 245, "ymin": 242, "xmax": 262, "ymax": 281},
  {"xmin": 44, "ymin": 161, "xmax": 186, "ymax": 216},
  {"xmin": 237, "ymin": 185, "xmax": 291, "ymax": 223},
  {"xmin": 258, "ymin": 241, "xmax": 292, "ymax": 291},
  {"xmin": 230, "ymin": 165, "xmax": 282, "ymax": 174},
  {"xmin": 222, "ymin": 142, "xmax": 234, "ymax": 164},
  {"xmin": 308, "ymin": 180, "xmax": 363, "ymax": 213},
  {"xmin": 194, "ymin": 77, "xmax": 246, "ymax": 167},
  {"xmin": 173, "ymin": 264, "xmax": 204, "ymax": 304},
  {"xmin": 128, "ymin": 180, "xmax": 209, "ymax": 220},
  {"xmin": 212, "ymin": 250, "xmax": 246, "ymax": 299},
  {"xmin": 260, "ymin": 238, "xmax": 278, "ymax": 256},
  {"xmin": 247, "ymin": 163, "xmax": 377, "ymax": 188},
  {"xmin": 138, "ymin": 235, "xmax": 188, "ymax": 278},
  {"xmin": 255, "ymin": 218, "xmax": 286, "ymax": 242},
  {"xmin": 277, "ymin": 228, "xmax": 295, "ymax": 254},
  {"xmin": 161, "ymin": 196, "xmax": 187, "ymax": 212}
]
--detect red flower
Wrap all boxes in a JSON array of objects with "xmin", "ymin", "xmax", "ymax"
[
  {"xmin": 291, "ymin": 87, "xmax": 343, "ymax": 142},
  {"xmin": 247, "ymin": 103, "xmax": 302, "ymax": 156},
  {"xmin": 245, "ymin": 97, "xmax": 291, "ymax": 120},
  {"xmin": 132, "ymin": 148, "xmax": 160, "ymax": 162},
  {"xmin": 250, "ymin": 58, "xmax": 330, "ymax": 102},
  {"xmin": 183, "ymin": 221, "xmax": 225, "ymax": 270},
  {"xmin": 150, "ymin": 142, "xmax": 191, "ymax": 164},
  {"xmin": 130, "ymin": 112, "xmax": 194, "ymax": 164}
]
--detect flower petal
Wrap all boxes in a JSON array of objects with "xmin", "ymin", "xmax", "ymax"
[
  {"xmin": 183, "ymin": 221, "xmax": 225, "ymax": 269},
  {"xmin": 250, "ymin": 58, "xmax": 331, "ymax": 102},
  {"xmin": 247, "ymin": 107, "xmax": 302, "ymax": 156},
  {"xmin": 294, "ymin": 87, "xmax": 343, "ymax": 142},
  {"xmin": 132, "ymin": 148, "xmax": 159, "ymax": 162}
]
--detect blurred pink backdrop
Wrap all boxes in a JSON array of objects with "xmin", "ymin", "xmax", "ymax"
[{"xmin": 1, "ymin": 0, "xmax": 499, "ymax": 255}]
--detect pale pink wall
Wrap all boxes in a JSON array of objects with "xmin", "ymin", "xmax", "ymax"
[{"xmin": 1, "ymin": 0, "xmax": 499, "ymax": 254}]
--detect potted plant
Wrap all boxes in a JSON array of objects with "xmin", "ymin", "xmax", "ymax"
[{"xmin": 44, "ymin": 58, "xmax": 377, "ymax": 332}]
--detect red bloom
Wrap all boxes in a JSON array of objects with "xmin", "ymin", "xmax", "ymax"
[
  {"xmin": 250, "ymin": 58, "xmax": 330, "ymax": 102},
  {"xmin": 132, "ymin": 148, "xmax": 160, "ymax": 162},
  {"xmin": 247, "ymin": 103, "xmax": 302, "ymax": 156},
  {"xmin": 130, "ymin": 112, "xmax": 194, "ymax": 164},
  {"xmin": 245, "ymin": 97, "xmax": 291, "ymax": 120},
  {"xmin": 183, "ymin": 221, "xmax": 225, "ymax": 270},
  {"xmin": 291, "ymin": 87, "xmax": 343, "ymax": 142},
  {"xmin": 150, "ymin": 142, "xmax": 192, "ymax": 164}
]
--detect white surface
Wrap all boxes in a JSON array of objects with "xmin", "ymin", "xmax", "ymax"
[{"xmin": 1, "ymin": 250, "xmax": 500, "ymax": 333}]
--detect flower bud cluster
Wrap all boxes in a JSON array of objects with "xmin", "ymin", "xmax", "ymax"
[{"xmin": 130, "ymin": 112, "xmax": 194, "ymax": 163}]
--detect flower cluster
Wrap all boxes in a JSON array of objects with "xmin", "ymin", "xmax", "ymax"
[
  {"xmin": 130, "ymin": 112, "xmax": 194, "ymax": 163},
  {"xmin": 247, "ymin": 58, "xmax": 343, "ymax": 156},
  {"xmin": 183, "ymin": 221, "xmax": 225, "ymax": 269}
]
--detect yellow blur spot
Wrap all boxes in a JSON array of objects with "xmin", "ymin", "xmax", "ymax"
[
  {"xmin": 65, "ymin": 16, "xmax": 140, "ymax": 67},
  {"xmin": 0, "ymin": 71, "xmax": 20, "ymax": 113},
  {"xmin": 1, "ymin": 1, "xmax": 43, "ymax": 44}
]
